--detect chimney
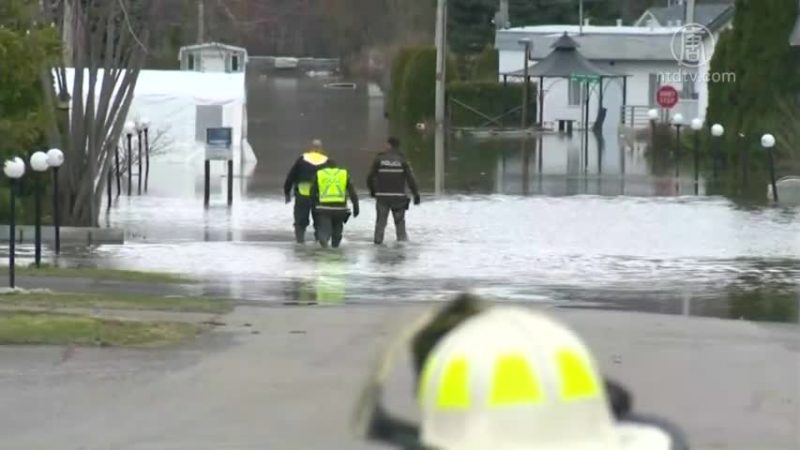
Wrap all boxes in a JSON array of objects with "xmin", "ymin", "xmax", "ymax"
[
  {"xmin": 616, "ymin": 18, "xmax": 623, "ymax": 27},
  {"xmin": 584, "ymin": 18, "xmax": 591, "ymax": 26}
]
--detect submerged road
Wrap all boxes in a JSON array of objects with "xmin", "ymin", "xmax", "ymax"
[{"xmin": 0, "ymin": 305, "xmax": 798, "ymax": 449}]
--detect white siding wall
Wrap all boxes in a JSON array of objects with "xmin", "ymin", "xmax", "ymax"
[{"xmin": 499, "ymin": 51, "xmax": 700, "ymax": 129}]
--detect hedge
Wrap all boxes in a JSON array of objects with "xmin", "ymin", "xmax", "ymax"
[{"xmin": 389, "ymin": 47, "xmax": 458, "ymax": 128}]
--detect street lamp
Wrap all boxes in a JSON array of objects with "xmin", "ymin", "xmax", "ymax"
[
  {"xmin": 518, "ymin": 38, "xmax": 532, "ymax": 130},
  {"xmin": 29, "ymin": 152, "xmax": 49, "ymax": 268},
  {"xmin": 124, "ymin": 120, "xmax": 135, "ymax": 196},
  {"xmin": 710, "ymin": 124, "xmax": 725, "ymax": 180},
  {"xmin": 672, "ymin": 113, "xmax": 685, "ymax": 179},
  {"xmin": 139, "ymin": 117, "xmax": 151, "ymax": 193},
  {"xmin": 46, "ymin": 148, "xmax": 64, "ymax": 255},
  {"xmin": 4, "ymin": 157, "xmax": 25, "ymax": 288},
  {"xmin": 761, "ymin": 133, "xmax": 778, "ymax": 202},
  {"xmin": 690, "ymin": 118, "xmax": 703, "ymax": 195},
  {"xmin": 647, "ymin": 108, "xmax": 659, "ymax": 148}
]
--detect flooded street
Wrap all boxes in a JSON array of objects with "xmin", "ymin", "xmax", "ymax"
[{"xmin": 58, "ymin": 74, "xmax": 800, "ymax": 322}]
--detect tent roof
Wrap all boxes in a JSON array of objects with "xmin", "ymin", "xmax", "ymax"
[
  {"xmin": 60, "ymin": 69, "xmax": 246, "ymax": 103},
  {"xmin": 503, "ymin": 33, "xmax": 627, "ymax": 79}
]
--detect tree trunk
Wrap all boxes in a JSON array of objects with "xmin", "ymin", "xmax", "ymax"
[{"xmin": 39, "ymin": 0, "xmax": 158, "ymax": 227}]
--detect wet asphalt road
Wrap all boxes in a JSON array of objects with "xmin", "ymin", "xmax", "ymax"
[{"xmin": 0, "ymin": 305, "xmax": 798, "ymax": 449}]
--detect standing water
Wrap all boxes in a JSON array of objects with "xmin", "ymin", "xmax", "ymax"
[{"xmin": 47, "ymin": 74, "xmax": 800, "ymax": 323}]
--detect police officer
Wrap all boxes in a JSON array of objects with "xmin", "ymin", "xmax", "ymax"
[
  {"xmin": 310, "ymin": 161, "xmax": 359, "ymax": 248},
  {"xmin": 367, "ymin": 137, "xmax": 420, "ymax": 245},
  {"xmin": 284, "ymin": 139, "xmax": 331, "ymax": 243}
]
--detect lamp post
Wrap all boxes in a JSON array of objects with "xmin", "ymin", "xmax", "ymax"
[
  {"xmin": 647, "ymin": 108, "xmax": 659, "ymax": 149},
  {"xmin": 4, "ymin": 158, "xmax": 25, "ymax": 288},
  {"xmin": 761, "ymin": 133, "xmax": 778, "ymax": 203},
  {"xmin": 29, "ymin": 152, "xmax": 49, "ymax": 268},
  {"xmin": 690, "ymin": 118, "xmax": 703, "ymax": 195},
  {"xmin": 518, "ymin": 38, "xmax": 532, "ymax": 130},
  {"xmin": 46, "ymin": 148, "xmax": 64, "ymax": 255},
  {"xmin": 672, "ymin": 113, "xmax": 685, "ymax": 180},
  {"xmin": 124, "ymin": 121, "xmax": 135, "ymax": 196},
  {"xmin": 140, "ymin": 117, "xmax": 151, "ymax": 193},
  {"xmin": 710, "ymin": 124, "xmax": 725, "ymax": 181}
]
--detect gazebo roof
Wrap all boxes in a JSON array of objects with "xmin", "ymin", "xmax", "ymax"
[{"xmin": 504, "ymin": 33, "xmax": 627, "ymax": 79}]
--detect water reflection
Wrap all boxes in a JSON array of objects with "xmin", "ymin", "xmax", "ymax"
[{"xmin": 45, "ymin": 73, "xmax": 800, "ymax": 324}]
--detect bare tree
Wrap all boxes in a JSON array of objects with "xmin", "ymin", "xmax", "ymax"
[{"xmin": 38, "ymin": 0, "xmax": 162, "ymax": 226}]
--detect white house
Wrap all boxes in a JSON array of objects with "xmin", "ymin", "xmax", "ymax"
[
  {"xmin": 495, "ymin": 3, "xmax": 734, "ymax": 129},
  {"xmin": 178, "ymin": 42, "xmax": 249, "ymax": 73}
]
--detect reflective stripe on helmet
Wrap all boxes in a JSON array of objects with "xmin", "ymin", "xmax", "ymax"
[
  {"xmin": 436, "ymin": 357, "xmax": 470, "ymax": 409},
  {"xmin": 557, "ymin": 349, "xmax": 601, "ymax": 401},
  {"xmin": 489, "ymin": 354, "xmax": 543, "ymax": 406}
]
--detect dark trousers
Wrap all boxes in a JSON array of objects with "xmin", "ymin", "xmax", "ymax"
[
  {"xmin": 316, "ymin": 209, "xmax": 349, "ymax": 248},
  {"xmin": 374, "ymin": 197, "xmax": 409, "ymax": 244},
  {"xmin": 293, "ymin": 195, "xmax": 316, "ymax": 243}
]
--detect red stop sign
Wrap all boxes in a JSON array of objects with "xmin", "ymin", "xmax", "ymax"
[{"xmin": 656, "ymin": 85, "xmax": 679, "ymax": 109}]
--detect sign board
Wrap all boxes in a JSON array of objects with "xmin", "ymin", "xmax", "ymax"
[
  {"xmin": 656, "ymin": 85, "xmax": 679, "ymax": 109},
  {"xmin": 205, "ymin": 127, "xmax": 233, "ymax": 161},
  {"xmin": 569, "ymin": 73, "xmax": 600, "ymax": 85}
]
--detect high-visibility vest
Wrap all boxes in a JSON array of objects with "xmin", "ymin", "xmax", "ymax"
[
  {"xmin": 297, "ymin": 151, "xmax": 329, "ymax": 197},
  {"xmin": 317, "ymin": 168, "xmax": 348, "ymax": 204}
]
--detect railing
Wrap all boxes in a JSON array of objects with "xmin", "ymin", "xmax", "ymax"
[
  {"xmin": 621, "ymin": 100, "xmax": 701, "ymax": 129},
  {"xmin": 620, "ymin": 105, "xmax": 653, "ymax": 129}
]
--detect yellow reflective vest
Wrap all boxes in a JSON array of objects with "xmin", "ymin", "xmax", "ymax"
[{"xmin": 317, "ymin": 168, "xmax": 348, "ymax": 204}]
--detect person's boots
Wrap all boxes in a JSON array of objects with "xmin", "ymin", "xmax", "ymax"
[
  {"xmin": 294, "ymin": 226, "xmax": 306, "ymax": 244},
  {"xmin": 395, "ymin": 220, "xmax": 408, "ymax": 242}
]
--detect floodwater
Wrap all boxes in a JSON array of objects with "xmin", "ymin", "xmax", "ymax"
[{"xmin": 50, "ymin": 74, "xmax": 800, "ymax": 323}]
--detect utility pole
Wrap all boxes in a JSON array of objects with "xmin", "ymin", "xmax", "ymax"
[
  {"xmin": 197, "ymin": 0, "xmax": 205, "ymax": 43},
  {"xmin": 434, "ymin": 0, "xmax": 447, "ymax": 195},
  {"xmin": 579, "ymin": 0, "xmax": 584, "ymax": 34},
  {"xmin": 686, "ymin": 0, "xmax": 696, "ymax": 24}
]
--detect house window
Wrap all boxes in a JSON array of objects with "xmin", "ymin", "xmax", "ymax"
[
  {"xmin": 648, "ymin": 73, "xmax": 661, "ymax": 106},
  {"xmin": 188, "ymin": 53, "xmax": 195, "ymax": 71},
  {"xmin": 681, "ymin": 75, "xmax": 697, "ymax": 99},
  {"xmin": 231, "ymin": 55, "xmax": 240, "ymax": 72},
  {"xmin": 568, "ymin": 79, "xmax": 582, "ymax": 106}
]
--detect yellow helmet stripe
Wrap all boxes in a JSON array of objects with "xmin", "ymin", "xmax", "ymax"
[
  {"xmin": 489, "ymin": 354, "xmax": 543, "ymax": 406},
  {"xmin": 556, "ymin": 349, "xmax": 600, "ymax": 401},
  {"xmin": 436, "ymin": 357, "xmax": 470, "ymax": 409}
]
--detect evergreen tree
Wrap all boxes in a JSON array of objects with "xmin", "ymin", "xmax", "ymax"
[{"xmin": 707, "ymin": 0, "xmax": 799, "ymax": 139}]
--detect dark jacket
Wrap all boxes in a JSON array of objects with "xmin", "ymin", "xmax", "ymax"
[
  {"xmin": 284, "ymin": 151, "xmax": 333, "ymax": 198},
  {"xmin": 310, "ymin": 167, "xmax": 360, "ymax": 214},
  {"xmin": 367, "ymin": 149, "xmax": 420, "ymax": 200}
]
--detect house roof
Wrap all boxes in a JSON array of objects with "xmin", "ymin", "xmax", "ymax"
[
  {"xmin": 178, "ymin": 42, "xmax": 249, "ymax": 61},
  {"xmin": 503, "ymin": 33, "xmax": 626, "ymax": 78},
  {"xmin": 496, "ymin": 26, "xmax": 682, "ymax": 61},
  {"xmin": 634, "ymin": 3, "xmax": 734, "ymax": 31}
]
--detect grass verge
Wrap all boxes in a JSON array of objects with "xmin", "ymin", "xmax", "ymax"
[
  {"xmin": 0, "ymin": 292, "xmax": 232, "ymax": 314},
  {"xmin": 18, "ymin": 265, "xmax": 194, "ymax": 284},
  {"xmin": 0, "ymin": 312, "xmax": 205, "ymax": 347}
]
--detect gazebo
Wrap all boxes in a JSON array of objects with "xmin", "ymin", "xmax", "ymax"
[{"xmin": 502, "ymin": 33, "xmax": 629, "ymax": 130}]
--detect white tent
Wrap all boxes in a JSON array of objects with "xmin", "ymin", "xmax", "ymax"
[{"xmin": 60, "ymin": 69, "xmax": 256, "ymax": 197}]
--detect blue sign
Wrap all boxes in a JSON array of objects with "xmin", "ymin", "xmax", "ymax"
[
  {"xmin": 206, "ymin": 127, "xmax": 233, "ymax": 160},
  {"xmin": 206, "ymin": 127, "xmax": 232, "ymax": 147}
]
